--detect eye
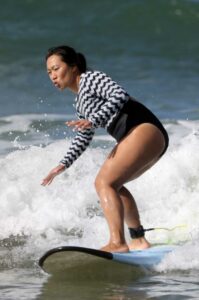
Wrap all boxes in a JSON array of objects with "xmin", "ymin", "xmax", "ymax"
[{"xmin": 53, "ymin": 66, "xmax": 59, "ymax": 71}]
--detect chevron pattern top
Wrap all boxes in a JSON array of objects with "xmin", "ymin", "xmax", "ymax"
[{"xmin": 60, "ymin": 70, "xmax": 130, "ymax": 168}]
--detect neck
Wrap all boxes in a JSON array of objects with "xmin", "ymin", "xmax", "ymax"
[{"xmin": 69, "ymin": 73, "xmax": 81, "ymax": 93}]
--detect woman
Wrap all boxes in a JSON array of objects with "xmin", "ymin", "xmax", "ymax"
[{"xmin": 42, "ymin": 45, "xmax": 169, "ymax": 253}]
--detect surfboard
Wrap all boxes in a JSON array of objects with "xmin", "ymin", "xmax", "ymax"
[{"xmin": 39, "ymin": 245, "xmax": 176, "ymax": 273}]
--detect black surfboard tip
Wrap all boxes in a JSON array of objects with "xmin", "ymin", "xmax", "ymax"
[{"xmin": 38, "ymin": 246, "xmax": 113, "ymax": 269}]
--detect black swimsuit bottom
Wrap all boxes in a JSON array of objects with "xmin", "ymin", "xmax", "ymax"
[{"xmin": 107, "ymin": 98, "xmax": 169, "ymax": 157}]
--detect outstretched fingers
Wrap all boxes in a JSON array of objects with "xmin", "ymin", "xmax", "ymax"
[{"xmin": 41, "ymin": 165, "xmax": 65, "ymax": 186}]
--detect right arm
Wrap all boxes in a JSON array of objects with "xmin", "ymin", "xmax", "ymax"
[
  {"xmin": 41, "ymin": 119, "xmax": 95, "ymax": 186},
  {"xmin": 59, "ymin": 126, "xmax": 95, "ymax": 168}
]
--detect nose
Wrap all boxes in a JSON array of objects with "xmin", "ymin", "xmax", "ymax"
[{"xmin": 51, "ymin": 71, "xmax": 57, "ymax": 81}]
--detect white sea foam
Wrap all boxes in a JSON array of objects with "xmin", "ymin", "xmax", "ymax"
[{"xmin": 0, "ymin": 119, "xmax": 199, "ymax": 270}]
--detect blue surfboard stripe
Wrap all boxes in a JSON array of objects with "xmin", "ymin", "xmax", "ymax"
[{"xmin": 112, "ymin": 245, "xmax": 176, "ymax": 267}]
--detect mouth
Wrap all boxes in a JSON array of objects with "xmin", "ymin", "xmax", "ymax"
[{"xmin": 53, "ymin": 82, "xmax": 60, "ymax": 88}]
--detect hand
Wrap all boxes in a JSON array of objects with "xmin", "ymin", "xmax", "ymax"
[
  {"xmin": 66, "ymin": 119, "xmax": 92, "ymax": 131},
  {"xmin": 41, "ymin": 165, "xmax": 65, "ymax": 186}
]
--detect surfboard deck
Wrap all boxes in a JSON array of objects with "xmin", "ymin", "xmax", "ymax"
[{"xmin": 39, "ymin": 245, "xmax": 176, "ymax": 273}]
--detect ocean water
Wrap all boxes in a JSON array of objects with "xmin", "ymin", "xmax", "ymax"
[{"xmin": 0, "ymin": 0, "xmax": 199, "ymax": 299}]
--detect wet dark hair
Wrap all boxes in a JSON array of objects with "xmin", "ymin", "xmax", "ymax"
[{"xmin": 46, "ymin": 45, "xmax": 87, "ymax": 73}]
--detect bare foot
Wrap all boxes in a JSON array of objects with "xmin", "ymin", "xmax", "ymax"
[
  {"xmin": 129, "ymin": 237, "xmax": 151, "ymax": 251},
  {"xmin": 101, "ymin": 242, "xmax": 129, "ymax": 253}
]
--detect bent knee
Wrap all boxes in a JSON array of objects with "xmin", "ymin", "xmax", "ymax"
[
  {"xmin": 94, "ymin": 173, "xmax": 120, "ymax": 194},
  {"xmin": 94, "ymin": 174, "xmax": 107, "ymax": 194}
]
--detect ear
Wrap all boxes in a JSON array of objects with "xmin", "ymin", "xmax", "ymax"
[{"xmin": 72, "ymin": 65, "xmax": 78, "ymax": 73}]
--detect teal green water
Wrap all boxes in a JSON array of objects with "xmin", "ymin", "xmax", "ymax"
[{"xmin": 0, "ymin": 0, "xmax": 198, "ymax": 118}]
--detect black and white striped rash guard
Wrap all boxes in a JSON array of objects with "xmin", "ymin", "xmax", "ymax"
[{"xmin": 60, "ymin": 70, "xmax": 130, "ymax": 168}]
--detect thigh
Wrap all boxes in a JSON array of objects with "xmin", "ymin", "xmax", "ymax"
[{"xmin": 97, "ymin": 123, "xmax": 166, "ymax": 189}]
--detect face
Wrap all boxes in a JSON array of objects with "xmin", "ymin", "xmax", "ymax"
[{"xmin": 46, "ymin": 54, "xmax": 78, "ymax": 91}]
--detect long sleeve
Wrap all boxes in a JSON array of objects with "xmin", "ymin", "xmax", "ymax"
[{"xmin": 60, "ymin": 127, "xmax": 95, "ymax": 168}]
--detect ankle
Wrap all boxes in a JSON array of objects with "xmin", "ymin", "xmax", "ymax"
[{"xmin": 128, "ymin": 225, "xmax": 145, "ymax": 239}]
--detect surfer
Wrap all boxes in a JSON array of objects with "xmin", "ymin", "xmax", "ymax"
[{"xmin": 42, "ymin": 45, "xmax": 169, "ymax": 253}]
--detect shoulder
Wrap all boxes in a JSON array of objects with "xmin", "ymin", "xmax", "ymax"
[
  {"xmin": 80, "ymin": 70, "xmax": 115, "ymax": 89},
  {"xmin": 80, "ymin": 70, "xmax": 108, "ymax": 81}
]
